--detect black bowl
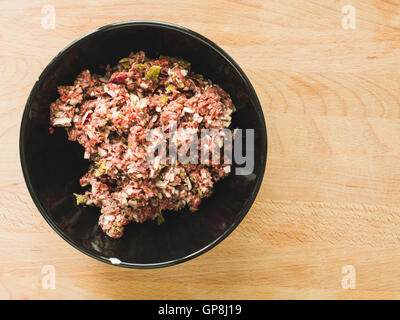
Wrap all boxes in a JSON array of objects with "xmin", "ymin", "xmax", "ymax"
[{"xmin": 20, "ymin": 21, "xmax": 267, "ymax": 268}]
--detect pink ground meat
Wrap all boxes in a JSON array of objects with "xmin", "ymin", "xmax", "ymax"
[{"xmin": 49, "ymin": 51, "xmax": 235, "ymax": 239}]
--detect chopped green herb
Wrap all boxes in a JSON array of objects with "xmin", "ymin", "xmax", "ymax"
[
  {"xmin": 166, "ymin": 84, "xmax": 175, "ymax": 93},
  {"xmin": 145, "ymin": 65, "xmax": 162, "ymax": 82},
  {"xmin": 197, "ymin": 188, "xmax": 203, "ymax": 198},
  {"xmin": 178, "ymin": 59, "xmax": 190, "ymax": 69},
  {"xmin": 73, "ymin": 193, "xmax": 86, "ymax": 205},
  {"xmin": 119, "ymin": 57, "xmax": 130, "ymax": 63},
  {"xmin": 157, "ymin": 212, "xmax": 165, "ymax": 225},
  {"xmin": 136, "ymin": 63, "xmax": 146, "ymax": 69},
  {"xmin": 94, "ymin": 161, "xmax": 107, "ymax": 177},
  {"xmin": 192, "ymin": 73, "xmax": 203, "ymax": 80},
  {"xmin": 160, "ymin": 96, "xmax": 168, "ymax": 104}
]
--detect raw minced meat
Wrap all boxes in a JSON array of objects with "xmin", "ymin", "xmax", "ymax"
[{"xmin": 49, "ymin": 51, "xmax": 235, "ymax": 239}]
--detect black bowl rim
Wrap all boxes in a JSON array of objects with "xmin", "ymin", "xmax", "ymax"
[{"xmin": 19, "ymin": 20, "xmax": 268, "ymax": 269}]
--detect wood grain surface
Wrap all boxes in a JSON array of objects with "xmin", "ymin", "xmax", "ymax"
[{"xmin": 1, "ymin": 0, "xmax": 400, "ymax": 299}]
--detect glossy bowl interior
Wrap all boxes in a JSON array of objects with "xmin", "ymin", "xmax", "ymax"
[{"xmin": 20, "ymin": 21, "xmax": 267, "ymax": 268}]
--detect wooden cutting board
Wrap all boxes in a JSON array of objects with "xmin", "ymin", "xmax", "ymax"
[{"xmin": 1, "ymin": 0, "xmax": 400, "ymax": 299}]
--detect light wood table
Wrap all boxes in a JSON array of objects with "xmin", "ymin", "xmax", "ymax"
[{"xmin": 1, "ymin": 0, "xmax": 400, "ymax": 299}]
